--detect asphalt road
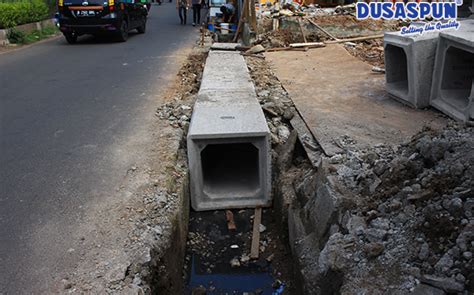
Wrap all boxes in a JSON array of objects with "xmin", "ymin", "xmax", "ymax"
[{"xmin": 0, "ymin": 4, "xmax": 197, "ymax": 293}]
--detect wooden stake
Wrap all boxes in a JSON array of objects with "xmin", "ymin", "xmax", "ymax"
[
  {"xmin": 250, "ymin": 207, "xmax": 262, "ymax": 259},
  {"xmin": 226, "ymin": 210, "xmax": 236, "ymax": 230},
  {"xmin": 306, "ymin": 18, "xmax": 339, "ymax": 41},
  {"xmin": 250, "ymin": 0, "xmax": 257, "ymax": 32},
  {"xmin": 233, "ymin": 0, "xmax": 249, "ymax": 42},
  {"xmin": 298, "ymin": 18, "xmax": 307, "ymax": 43}
]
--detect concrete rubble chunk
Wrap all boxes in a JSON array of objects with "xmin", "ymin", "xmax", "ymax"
[
  {"xmin": 187, "ymin": 51, "xmax": 271, "ymax": 211},
  {"xmin": 412, "ymin": 284, "xmax": 446, "ymax": 295},
  {"xmin": 430, "ymin": 20, "xmax": 474, "ymax": 122},
  {"xmin": 384, "ymin": 28, "xmax": 439, "ymax": 108},
  {"xmin": 421, "ymin": 275, "xmax": 465, "ymax": 293},
  {"xmin": 247, "ymin": 44, "xmax": 266, "ymax": 54}
]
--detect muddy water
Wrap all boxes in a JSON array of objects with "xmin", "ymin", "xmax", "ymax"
[{"xmin": 183, "ymin": 209, "xmax": 295, "ymax": 294}]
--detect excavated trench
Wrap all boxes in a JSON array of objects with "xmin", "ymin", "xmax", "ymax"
[
  {"xmin": 151, "ymin": 134, "xmax": 304, "ymax": 294},
  {"xmin": 148, "ymin": 51, "xmax": 338, "ymax": 294},
  {"xmin": 147, "ymin": 30, "xmax": 474, "ymax": 294}
]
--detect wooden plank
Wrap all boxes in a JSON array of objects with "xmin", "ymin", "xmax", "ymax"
[
  {"xmin": 250, "ymin": 207, "xmax": 262, "ymax": 259},
  {"xmin": 290, "ymin": 112, "xmax": 323, "ymax": 168},
  {"xmin": 324, "ymin": 34, "xmax": 384, "ymax": 44},
  {"xmin": 265, "ymin": 47, "xmax": 308, "ymax": 52},
  {"xmin": 289, "ymin": 42, "xmax": 325, "ymax": 48}
]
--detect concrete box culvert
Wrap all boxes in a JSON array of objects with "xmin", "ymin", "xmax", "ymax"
[
  {"xmin": 385, "ymin": 44, "xmax": 409, "ymax": 95},
  {"xmin": 187, "ymin": 50, "xmax": 271, "ymax": 211},
  {"xmin": 384, "ymin": 29, "xmax": 439, "ymax": 109},
  {"xmin": 430, "ymin": 20, "xmax": 474, "ymax": 122}
]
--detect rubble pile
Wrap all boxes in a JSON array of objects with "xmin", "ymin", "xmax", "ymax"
[
  {"xmin": 259, "ymin": 2, "xmax": 356, "ymax": 19},
  {"xmin": 343, "ymin": 38, "xmax": 384, "ymax": 67},
  {"xmin": 156, "ymin": 53, "xmax": 207, "ymax": 130},
  {"xmin": 245, "ymin": 56, "xmax": 296, "ymax": 146},
  {"xmin": 295, "ymin": 124, "xmax": 473, "ymax": 294},
  {"xmin": 176, "ymin": 53, "xmax": 207, "ymax": 98}
]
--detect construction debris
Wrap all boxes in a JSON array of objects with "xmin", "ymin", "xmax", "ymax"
[
  {"xmin": 156, "ymin": 53, "xmax": 207, "ymax": 129},
  {"xmin": 244, "ymin": 50, "xmax": 473, "ymax": 294},
  {"xmin": 255, "ymin": 8, "xmax": 402, "ymax": 66}
]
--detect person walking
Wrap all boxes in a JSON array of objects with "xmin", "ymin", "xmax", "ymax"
[
  {"xmin": 191, "ymin": 0, "xmax": 202, "ymax": 26},
  {"xmin": 177, "ymin": 0, "xmax": 190, "ymax": 25}
]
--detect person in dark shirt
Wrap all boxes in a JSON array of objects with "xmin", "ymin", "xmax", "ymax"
[{"xmin": 220, "ymin": 2, "xmax": 235, "ymax": 22}]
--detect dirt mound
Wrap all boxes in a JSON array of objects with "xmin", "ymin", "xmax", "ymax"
[{"xmin": 256, "ymin": 29, "xmax": 300, "ymax": 48}]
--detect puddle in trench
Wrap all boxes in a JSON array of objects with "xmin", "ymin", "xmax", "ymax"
[{"xmin": 183, "ymin": 208, "xmax": 294, "ymax": 294}]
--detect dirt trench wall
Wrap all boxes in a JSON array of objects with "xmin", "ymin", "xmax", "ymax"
[
  {"xmin": 152, "ymin": 169, "xmax": 190, "ymax": 294},
  {"xmin": 277, "ymin": 157, "xmax": 353, "ymax": 294}
]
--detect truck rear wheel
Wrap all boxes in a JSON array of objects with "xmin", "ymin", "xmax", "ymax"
[
  {"xmin": 64, "ymin": 32, "xmax": 77, "ymax": 44},
  {"xmin": 116, "ymin": 20, "xmax": 129, "ymax": 42}
]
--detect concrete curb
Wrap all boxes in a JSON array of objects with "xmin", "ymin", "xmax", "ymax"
[{"xmin": 0, "ymin": 19, "xmax": 55, "ymax": 46}]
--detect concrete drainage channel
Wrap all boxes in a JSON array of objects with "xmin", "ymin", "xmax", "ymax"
[
  {"xmin": 152, "ymin": 44, "xmax": 311, "ymax": 294},
  {"xmin": 183, "ymin": 48, "xmax": 296, "ymax": 294}
]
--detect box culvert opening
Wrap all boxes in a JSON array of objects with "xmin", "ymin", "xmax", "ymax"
[
  {"xmin": 385, "ymin": 44, "xmax": 409, "ymax": 95},
  {"xmin": 440, "ymin": 46, "xmax": 474, "ymax": 109},
  {"xmin": 201, "ymin": 142, "xmax": 260, "ymax": 197}
]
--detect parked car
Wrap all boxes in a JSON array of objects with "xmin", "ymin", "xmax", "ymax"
[{"xmin": 57, "ymin": 0, "xmax": 149, "ymax": 44}]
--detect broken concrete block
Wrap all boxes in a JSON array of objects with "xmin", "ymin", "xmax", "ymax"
[
  {"xmin": 430, "ymin": 20, "xmax": 474, "ymax": 122},
  {"xmin": 384, "ymin": 29, "xmax": 439, "ymax": 108},
  {"xmin": 210, "ymin": 42, "xmax": 240, "ymax": 51},
  {"xmin": 187, "ymin": 51, "xmax": 271, "ymax": 211},
  {"xmin": 247, "ymin": 44, "xmax": 265, "ymax": 54},
  {"xmin": 412, "ymin": 284, "xmax": 446, "ymax": 295}
]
